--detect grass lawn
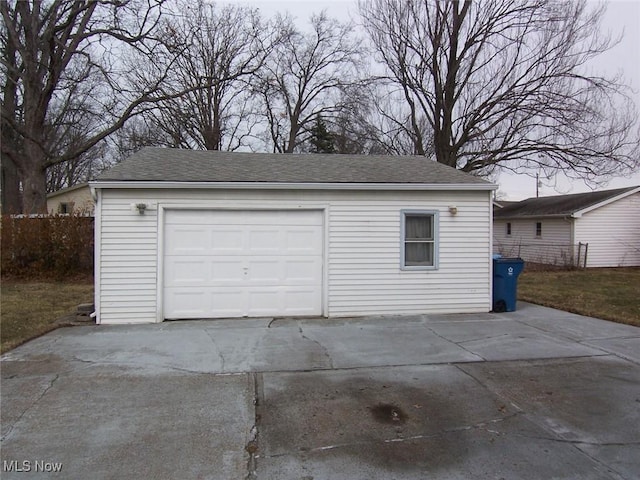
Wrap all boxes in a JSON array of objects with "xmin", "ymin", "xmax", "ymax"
[
  {"xmin": 1, "ymin": 280, "xmax": 94, "ymax": 354},
  {"xmin": 518, "ymin": 267, "xmax": 640, "ymax": 327}
]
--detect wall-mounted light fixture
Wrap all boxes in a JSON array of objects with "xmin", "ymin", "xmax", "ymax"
[
  {"xmin": 131, "ymin": 203, "xmax": 147, "ymax": 215},
  {"xmin": 448, "ymin": 205, "xmax": 458, "ymax": 215}
]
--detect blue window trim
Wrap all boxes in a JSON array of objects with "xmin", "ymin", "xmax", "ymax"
[{"xmin": 400, "ymin": 209, "xmax": 439, "ymax": 271}]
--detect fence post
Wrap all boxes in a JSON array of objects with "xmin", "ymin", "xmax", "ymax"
[
  {"xmin": 577, "ymin": 242, "xmax": 581, "ymax": 268},
  {"xmin": 582, "ymin": 243, "xmax": 589, "ymax": 268}
]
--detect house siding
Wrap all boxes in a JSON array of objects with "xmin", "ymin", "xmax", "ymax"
[
  {"xmin": 574, "ymin": 192, "xmax": 640, "ymax": 267},
  {"xmin": 96, "ymin": 188, "xmax": 492, "ymax": 324},
  {"xmin": 493, "ymin": 217, "xmax": 574, "ymax": 265},
  {"xmin": 46, "ymin": 185, "xmax": 95, "ymax": 215}
]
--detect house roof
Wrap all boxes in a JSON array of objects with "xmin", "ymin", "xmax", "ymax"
[
  {"xmin": 47, "ymin": 182, "xmax": 90, "ymax": 199},
  {"xmin": 94, "ymin": 148, "xmax": 494, "ymax": 188},
  {"xmin": 494, "ymin": 186, "xmax": 640, "ymax": 219}
]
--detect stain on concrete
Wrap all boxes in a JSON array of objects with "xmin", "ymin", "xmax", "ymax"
[{"xmin": 369, "ymin": 403, "xmax": 407, "ymax": 425}]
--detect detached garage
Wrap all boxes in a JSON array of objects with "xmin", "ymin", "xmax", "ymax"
[{"xmin": 90, "ymin": 148, "xmax": 496, "ymax": 324}]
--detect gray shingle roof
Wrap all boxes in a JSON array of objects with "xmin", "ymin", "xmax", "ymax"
[
  {"xmin": 95, "ymin": 148, "xmax": 493, "ymax": 186},
  {"xmin": 494, "ymin": 186, "xmax": 639, "ymax": 218}
]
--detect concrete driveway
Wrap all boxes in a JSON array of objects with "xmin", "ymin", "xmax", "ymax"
[{"xmin": 1, "ymin": 302, "xmax": 639, "ymax": 479}]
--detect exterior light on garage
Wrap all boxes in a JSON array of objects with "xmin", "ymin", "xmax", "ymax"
[
  {"xmin": 130, "ymin": 203, "xmax": 147, "ymax": 214},
  {"xmin": 448, "ymin": 206, "xmax": 458, "ymax": 215}
]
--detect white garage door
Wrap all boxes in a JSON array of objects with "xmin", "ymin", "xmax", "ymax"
[{"xmin": 163, "ymin": 209, "xmax": 323, "ymax": 319}]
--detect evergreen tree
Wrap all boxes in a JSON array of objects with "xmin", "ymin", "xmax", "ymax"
[{"xmin": 308, "ymin": 115, "xmax": 336, "ymax": 153}]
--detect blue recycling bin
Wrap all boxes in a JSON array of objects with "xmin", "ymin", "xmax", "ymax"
[{"xmin": 492, "ymin": 257, "xmax": 524, "ymax": 312}]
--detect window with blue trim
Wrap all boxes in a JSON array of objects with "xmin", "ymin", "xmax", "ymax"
[{"xmin": 402, "ymin": 212, "xmax": 436, "ymax": 268}]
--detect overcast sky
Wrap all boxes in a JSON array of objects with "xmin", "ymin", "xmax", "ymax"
[{"xmin": 225, "ymin": 0, "xmax": 640, "ymax": 199}]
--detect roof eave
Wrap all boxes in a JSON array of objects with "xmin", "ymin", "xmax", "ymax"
[
  {"xmin": 89, "ymin": 181, "xmax": 497, "ymax": 191},
  {"xmin": 572, "ymin": 186, "xmax": 640, "ymax": 217},
  {"xmin": 46, "ymin": 182, "xmax": 90, "ymax": 199},
  {"xmin": 494, "ymin": 213, "xmax": 574, "ymax": 220}
]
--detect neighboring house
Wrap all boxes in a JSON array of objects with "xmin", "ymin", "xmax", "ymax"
[
  {"xmin": 90, "ymin": 147, "xmax": 497, "ymax": 325},
  {"xmin": 46, "ymin": 183, "xmax": 95, "ymax": 216},
  {"xmin": 494, "ymin": 186, "xmax": 640, "ymax": 268}
]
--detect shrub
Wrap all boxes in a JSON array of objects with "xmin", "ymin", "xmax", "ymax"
[{"xmin": 1, "ymin": 214, "xmax": 94, "ymax": 279}]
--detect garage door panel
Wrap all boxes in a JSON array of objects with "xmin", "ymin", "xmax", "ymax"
[
  {"xmin": 285, "ymin": 258, "xmax": 322, "ymax": 283},
  {"xmin": 248, "ymin": 260, "xmax": 282, "ymax": 282},
  {"xmin": 247, "ymin": 290, "xmax": 280, "ymax": 315},
  {"xmin": 164, "ymin": 209, "xmax": 323, "ymax": 319},
  {"xmin": 211, "ymin": 229, "xmax": 244, "ymax": 253},
  {"xmin": 209, "ymin": 291, "xmax": 245, "ymax": 317},
  {"xmin": 165, "ymin": 210, "xmax": 212, "ymax": 224},
  {"xmin": 165, "ymin": 226, "xmax": 210, "ymax": 254},
  {"xmin": 168, "ymin": 259, "xmax": 207, "ymax": 284},
  {"xmin": 249, "ymin": 229, "xmax": 283, "ymax": 253},
  {"xmin": 211, "ymin": 260, "xmax": 245, "ymax": 283},
  {"xmin": 278, "ymin": 288, "xmax": 322, "ymax": 315},
  {"xmin": 164, "ymin": 288, "xmax": 245, "ymax": 318},
  {"xmin": 246, "ymin": 287, "xmax": 321, "ymax": 316},
  {"xmin": 286, "ymin": 229, "xmax": 322, "ymax": 253},
  {"xmin": 165, "ymin": 290, "xmax": 208, "ymax": 317}
]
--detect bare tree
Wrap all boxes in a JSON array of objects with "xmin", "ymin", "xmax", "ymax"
[
  {"xmin": 255, "ymin": 12, "xmax": 365, "ymax": 153},
  {"xmin": 46, "ymin": 145, "xmax": 105, "ymax": 193},
  {"xmin": 359, "ymin": 0, "xmax": 640, "ymax": 180},
  {"xmin": 107, "ymin": 115, "xmax": 175, "ymax": 165},
  {"xmin": 0, "ymin": 0, "xmax": 174, "ymax": 214},
  {"xmin": 140, "ymin": 0, "xmax": 275, "ymax": 151},
  {"xmin": 44, "ymin": 87, "xmax": 110, "ymax": 192}
]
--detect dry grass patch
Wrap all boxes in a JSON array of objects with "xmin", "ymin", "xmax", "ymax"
[
  {"xmin": 518, "ymin": 267, "xmax": 640, "ymax": 327},
  {"xmin": 1, "ymin": 280, "xmax": 94, "ymax": 354}
]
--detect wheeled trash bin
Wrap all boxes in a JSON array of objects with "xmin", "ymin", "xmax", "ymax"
[{"xmin": 492, "ymin": 257, "xmax": 524, "ymax": 312}]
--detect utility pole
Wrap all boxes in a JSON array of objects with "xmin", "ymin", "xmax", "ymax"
[{"xmin": 536, "ymin": 172, "xmax": 540, "ymax": 198}]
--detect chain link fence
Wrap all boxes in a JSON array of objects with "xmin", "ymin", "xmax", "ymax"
[{"xmin": 494, "ymin": 241, "xmax": 588, "ymax": 268}]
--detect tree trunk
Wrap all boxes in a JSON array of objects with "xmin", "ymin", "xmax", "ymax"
[
  {"xmin": 285, "ymin": 121, "xmax": 299, "ymax": 153},
  {"xmin": 1, "ymin": 154, "xmax": 22, "ymax": 214},
  {"xmin": 21, "ymin": 167, "xmax": 48, "ymax": 214},
  {"xmin": 20, "ymin": 139, "xmax": 49, "ymax": 214}
]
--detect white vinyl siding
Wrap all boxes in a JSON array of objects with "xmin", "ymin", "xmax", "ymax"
[
  {"xmin": 574, "ymin": 192, "xmax": 640, "ymax": 267},
  {"xmin": 493, "ymin": 218, "xmax": 573, "ymax": 265},
  {"xmin": 96, "ymin": 189, "xmax": 492, "ymax": 323},
  {"xmin": 99, "ymin": 201, "xmax": 158, "ymax": 323}
]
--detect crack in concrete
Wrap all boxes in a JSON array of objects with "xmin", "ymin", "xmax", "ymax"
[
  {"xmin": 298, "ymin": 323, "xmax": 334, "ymax": 369},
  {"xmin": 509, "ymin": 432, "xmax": 640, "ymax": 447},
  {"xmin": 516, "ymin": 317, "xmax": 640, "ymax": 343},
  {"xmin": 245, "ymin": 373, "xmax": 261, "ymax": 480},
  {"xmin": 456, "ymin": 333, "xmax": 511, "ymax": 345},
  {"xmin": 514, "ymin": 318, "xmax": 640, "ymax": 366},
  {"xmin": 70, "ymin": 356, "xmax": 237, "ymax": 376},
  {"xmin": 204, "ymin": 329, "xmax": 226, "ymax": 373},
  {"xmin": 425, "ymin": 325, "xmax": 487, "ymax": 361},
  {"xmin": 1, "ymin": 374, "xmax": 59, "ymax": 442},
  {"xmin": 258, "ymin": 412, "xmax": 522, "ymax": 459}
]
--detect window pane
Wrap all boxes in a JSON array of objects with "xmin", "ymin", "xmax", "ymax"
[
  {"xmin": 405, "ymin": 215, "xmax": 432, "ymax": 240},
  {"xmin": 405, "ymin": 242, "xmax": 434, "ymax": 266}
]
